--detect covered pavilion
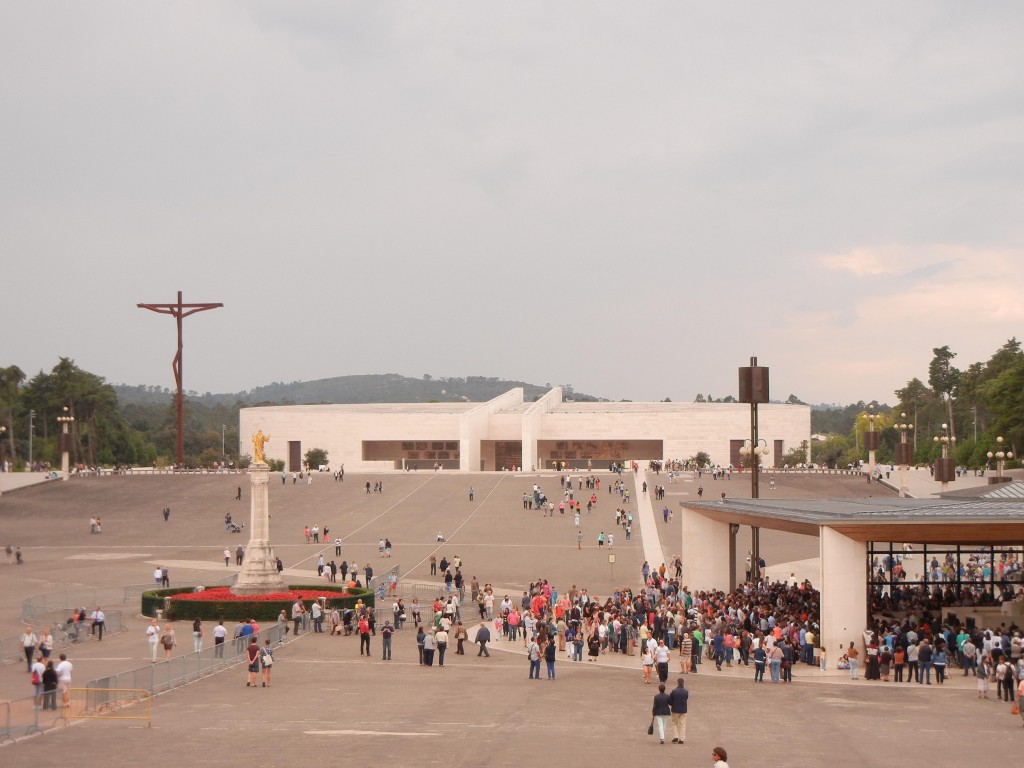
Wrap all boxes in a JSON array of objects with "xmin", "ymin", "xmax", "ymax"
[{"xmin": 680, "ymin": 490, "xmax": 1024, "ymax": 659}]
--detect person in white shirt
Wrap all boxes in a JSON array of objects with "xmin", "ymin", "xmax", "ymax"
[
  {"xmin": 213, "ymin": 621, "xmax": 228, "ymax": 657},
  {"xmin": 146, "ymin": 619, "xmax": 161, "ymax": 661},
  {"xmin": 90, "ymin": 607, "xmax": 106, "ymax": 640},
  {"xmin": 55, "ymin": 653, "xmax": 73, "ymax": 708},
  {"xmin": 153, "ymin": 567, "xmax": 162, "ymax": 587},
  {"xmin": 31, "ymin": 655, "xmax": 46, "ymax": 708},
  {"xmin": 21, "ymin": 627, "xmax": 38, "ymax": 672}
]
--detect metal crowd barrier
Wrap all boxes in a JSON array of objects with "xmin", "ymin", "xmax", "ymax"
[
  {"xmin": 64, "ymin": 687, "xmax": 152, "ymax": 727},
  {"xmin": 85, "ymin": 622, "xmax": 288, "ymax": 697},
  {"xmin": 0, "ymin": 694, "xmax": 64, "ymax": 743},
  {"xmin": 21, "ymin": 575, "xmax": 237, "ymax": 623},
  {"xmin": 367, "ymin": 564, "xmax": 402, "ymax": 601},
  {"xmin": 1, "ymin": 611, "xmax": 128, "ymax": 665}
]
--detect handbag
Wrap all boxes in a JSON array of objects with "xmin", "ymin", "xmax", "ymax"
[{"xmin": 647, "ymin": 718, "xmax": 654, "ymax": 736}]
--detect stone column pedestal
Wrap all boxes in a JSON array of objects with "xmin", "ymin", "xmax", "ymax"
[{"xmin": 231, "ymin": 463, "xmax": 286, "ymax": 595}]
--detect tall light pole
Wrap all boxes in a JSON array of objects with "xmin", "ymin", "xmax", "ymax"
[
  {"xmin": 221, "ymin": 424, "xmax": 227, "ymax": 464},
  {"xmin": 864, "ymin": 405, "xmax": 878, "ymax": 483},
  {"xmin": 57, "ymin": 406, "xmax": 75, "ymax": 481},
  {"xmin": 28, "ymin": 409, "xmax": 34, "ymax": 468},
  {"xmin": 739, "ymin": 357, "xmax": 769, "ymax": 583},
  {"xmin": 0, "ymin": 424, "xmax": 6, "ymax": 471},
  {"xmin": 986, "ymin": 436, "xmax": 1012, "ymax": 485},
  {"xmin": 933, "ymin": 423, "xmax": 955, "ymax": 492},
  {"xmin": 896, "ymin": 413, "xmax": 914, "ymax": 498}
]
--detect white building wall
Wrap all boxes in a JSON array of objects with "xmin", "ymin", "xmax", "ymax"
[
  {"xmin": 239, "ymin": 394, "xmax": 808, "ymax": 473},
  {"xmin": 461, "ymin": 389, "xmax": 524, "ymax": 470},
  {"xmin": 540, "ymin": 403, "xmax": 808, "ymax": 465},
  {"xmin": 522, "ymin": 387, "xmax": 562, "ymax": 472},
  {"xmin": 486, "ymin": 413, "xmax": 526, "ymax": 439},
  {"xmin": 239, "ymin": 406, "xmax": 465, "ymax": 472}
]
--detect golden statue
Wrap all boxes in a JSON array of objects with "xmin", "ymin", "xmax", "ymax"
[{"xmin": 252, "ymin": 430, "xmax": 270, "ymax": 465}]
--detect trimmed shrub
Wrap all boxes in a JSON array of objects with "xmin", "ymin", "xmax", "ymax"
[{"xmin": 142, "ymin": 585, "xmax": 375, "ymax": 623}]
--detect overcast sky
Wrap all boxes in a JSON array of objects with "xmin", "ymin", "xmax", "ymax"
[{"xmin": 2, "ymin": 2, "xmax": 1022, "ymax": 405}]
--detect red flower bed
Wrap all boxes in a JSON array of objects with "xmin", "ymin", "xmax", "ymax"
[{"xmin": 172, "ymin": 587, "xmax": 353, "ymax": 602}]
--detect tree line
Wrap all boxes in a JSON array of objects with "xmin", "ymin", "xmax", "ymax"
[
  {"xmin": 806, "ymin": 340, "xmax": 1023, "ymax": 469},
  {"xmin": 2, "ymin": 343, "xmax": 1021, "ymax": 470},
  {"xmin": 0, "ymin": 358, "xmax": 248, "ymax": 469}
]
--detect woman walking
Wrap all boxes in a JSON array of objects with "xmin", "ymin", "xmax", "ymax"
[
  {"xmin": 260, "ymin": 639, "xmax": 274, "ymax": 687},
  {"xmin": 642, "ymin": 645, "xmax": 654, "ymax": 684},
  {"xmin": 651, "ymin": 683, "xmax": 671, "ymax": 744},
  {"xmin": 161, "ymin": 623, "xmax": 176, "ymax": 660}
]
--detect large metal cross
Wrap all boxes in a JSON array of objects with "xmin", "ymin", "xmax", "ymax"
[{"xmin": 137, "ymin": 291, "xmax": 223, "ymax": 467}]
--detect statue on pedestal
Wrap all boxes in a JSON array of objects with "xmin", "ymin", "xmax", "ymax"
[{"xmin": 252, "ymin": 430, "xmax": 270, "ymax": 465}]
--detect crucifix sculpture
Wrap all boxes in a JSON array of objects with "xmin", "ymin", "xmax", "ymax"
[{"xmin": 137, "ymin": 291, "xmax": 224, "ymax": 467}]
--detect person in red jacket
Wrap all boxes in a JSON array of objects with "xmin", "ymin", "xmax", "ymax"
[{"xmin": 358, "ymin": 617, "xmax": 371, "ymax": 657}]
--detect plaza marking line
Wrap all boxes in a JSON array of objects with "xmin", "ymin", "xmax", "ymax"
[
  {"xmin": 66, "ymin": 553, "xmax": 153, "ymax": 560},
  {"xmin": 304, "ymin": 730, "xmax": 442, "ymax": 737},
  {"xmin": 404, "ymin": 473, "xmax": 509, "ymax": 574},
  {"xmin": 289, "ymin": 473, "xmax": 439, "ymax": 570}
]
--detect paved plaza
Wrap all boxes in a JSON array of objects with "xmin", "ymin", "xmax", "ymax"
[{"xmin": 1, "ymin": 468, "xmax": 1021, "ymax": 765}]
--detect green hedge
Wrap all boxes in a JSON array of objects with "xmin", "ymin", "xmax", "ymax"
[{"xmin": 142, "ymin": 585, "xmax": 375, "ymax": 623}]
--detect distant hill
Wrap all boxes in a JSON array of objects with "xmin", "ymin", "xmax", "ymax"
[{"xmin": 113, "ymin": 374, "xmax": 604, "ymax": 407}]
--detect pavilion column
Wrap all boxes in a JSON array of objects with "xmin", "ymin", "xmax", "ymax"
[
  {"xmin": 680, "ymin": 506, "xmax": 731, "ymax": 593},
  {"xmin": 819, "ymin": 526, "xmax": 867, "ymax": 662}
]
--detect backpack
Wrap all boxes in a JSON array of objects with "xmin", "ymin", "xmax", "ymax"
[{"xmin": 32, "ymin": 670, "xmax": 41, "ymax": 685}]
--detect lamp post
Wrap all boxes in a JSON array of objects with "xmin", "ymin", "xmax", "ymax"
[
  {"xmin": 221, "ymin": 424, "xmax": 227, "ymax": 465},
  {"xmin": 932, "ymin": 423, "xmax": 955, "ymax": 491},
  {"xmin": 739, "ymin": 439, "xmax": 770, "ymax": 492},
  {"xmin": 738, "ymin": 357, "xmax": 769, "ymax": 583},
  {"xmin": 986, "ymin": 436, "xmax": 1013, "ymax": 485},
  {"xmin": 0, "ymin": 424, "xmax": 6, "ymax": 472},
  {"xmin": 57, "ymin": 406, "xmax": 75, "ymax": 481},
  {"xmin": 864, "ymin": 405, "xmax": 878, "ymax": 483},
  {"xmin": 896, "ymin": 413, "xmax": 914, "ymax": 498},
  {"xmin": 28, "ymin": 410, "xmax": 34, "ymax": 468}
]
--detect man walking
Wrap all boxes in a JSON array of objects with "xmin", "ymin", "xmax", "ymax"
[
  {"xmin": 21, "ymin": 626, "xmax": 38, "ymax": 672},
  {"xmin": 476, "ymin": 622, "xmax": 491, "ymax": 657},
  {"xmin": 669, "ymin": 678, "xmax": 689, "ymax": 744},
  {"xmin": 527, "ymin": 637, "xmax": 542, "ymax": 679},
  {"xmin": 235, "ymin": 546, "xmax": 244, "ymax": 566}
]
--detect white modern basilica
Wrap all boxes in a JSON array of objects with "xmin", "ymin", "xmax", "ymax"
[{"xmin": 239, "ymin": 387, "xmax": 810, "ymax": 473}]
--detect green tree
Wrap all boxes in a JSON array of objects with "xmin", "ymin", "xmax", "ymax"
[
  {"xmin": 305, "ymin": 447, "xmax": 329, "ymax": 469},
  {"xmin": 0, "ymin": 364, "xmax": 25, "ymax": 463},
  {"xmin": 982, "ymin": 356, "xmax": 1024, "ymax": 451},
  {"xmin": 894, "ymin": 378, "xmax": 932, "ymax": 452},
  {"xmin": 928, "ymin": 346, "xmax": 961, "ymax": 441},
  {"xmin": 811, "ymin": 434, "xmax": 852, "ymax": 468},
  {"xmin": 782, "ymin": 440, "xmax": 810, "ymax": 466},
  {"xmin": 19, "ymin": 358, "xmax": 146, "ymax": 467}
]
